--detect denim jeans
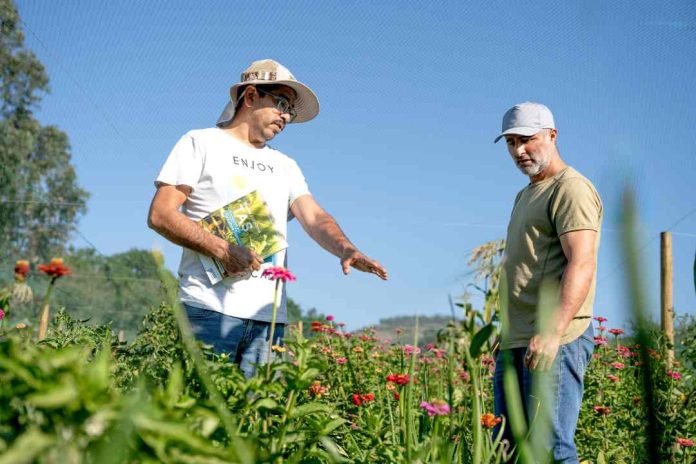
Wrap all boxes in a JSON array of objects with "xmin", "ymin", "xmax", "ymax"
[
  {"xmin": 183, "ymin": 303, "xmax": 284, "ymax": 379},
  {"xmin": 493, "ymin": 324, "xmax": 594, "ymax": 463}
]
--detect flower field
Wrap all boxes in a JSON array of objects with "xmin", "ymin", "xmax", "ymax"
[{"xmin": 1, "ymin": 299, "xmax": 695, "ymax": 463}]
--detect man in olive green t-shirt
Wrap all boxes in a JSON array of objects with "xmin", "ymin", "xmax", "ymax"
[{"xmin": 492, "ymin": 102, "xmax": 602, "ymax": 463}]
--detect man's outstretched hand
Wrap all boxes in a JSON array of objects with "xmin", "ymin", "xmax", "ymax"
[{"xmin": 340, "ymin": 248, "xmax": 388, "ymax": 280}]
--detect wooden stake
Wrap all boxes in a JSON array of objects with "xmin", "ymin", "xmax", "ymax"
[{"xmin": 660, "ymin": 232, "xmax": 674, "ymax": 365}]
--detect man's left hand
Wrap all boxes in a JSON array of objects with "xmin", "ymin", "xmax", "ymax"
[
  {"xmin": 524, "ymin": 333, "xmax": 562, "ymax": 371},
  {"xmin": 341, "ymin": 248, "xmax": 389, "ymax": 280}
]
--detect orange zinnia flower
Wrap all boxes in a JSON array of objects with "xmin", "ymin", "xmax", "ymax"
[
  {"xmin": 480, "ymin": 413, "xmax": 502, "ymax": 428},
  {"xmin": 37, "ymin": 258, "xmax": 71, "ymax": 278}
]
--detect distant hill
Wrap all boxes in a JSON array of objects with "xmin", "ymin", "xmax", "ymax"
[{"xmin": 356, "ymin": 314, "xmax": 459, "ymax": 346}]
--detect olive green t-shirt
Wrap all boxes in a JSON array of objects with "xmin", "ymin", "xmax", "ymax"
[{"xmin": 501, "ymin": 166, "xmax": 602, "ymax": 350}]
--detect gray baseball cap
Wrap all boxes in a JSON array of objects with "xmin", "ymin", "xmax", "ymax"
[{"xmin": 494, "ymin": 102, "xmax": 555, "ymax": 143}]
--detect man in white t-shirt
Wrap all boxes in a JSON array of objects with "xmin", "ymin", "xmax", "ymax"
[{"xmin": 148, "ymin": 59, "xmax": 388, "ymax": 377}]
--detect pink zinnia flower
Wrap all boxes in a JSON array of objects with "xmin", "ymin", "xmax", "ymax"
[
  {"xmin": 0, "ymin": 308, "xmax": 5, "ymax": 320},
  {"xmin": 261, "ymin": 266, "xmax": 296, "ymax": 282},
  {"xmin": 608, "ymin": 328, "xmax": 624, "ymax": 336},
  {"xmin": 335, "ymin": 357, "xmax": 347, "ymax": 365},
  {"xmin": 403, "ymin": 345, "xmax": 421, "ymax": 355},
  {"xmin": 594, "ymin": 336, "xmax": 608, "ymax": 346},
  {"xmin": 594, "ymin": 316, "xmax": 607, "ymax": 323},
  {"xmin": 420, "ymin": 400, "xmax": 450, "ymax": 417},
  {"xmin": 676, "ymin": 438, "xmax": 694, "ymax": 447},
  {"xmin": 617, "ymin": 345, "xmax": 632, "ymax": 358},
  {"xmin": 326, "ymin": 315, "xmax": 334, "ymax": 321},
  {"xmin": 597, "ymin": 326, "xmax": 606, "ymax": 332},
  {"xmin": 607, "ymin": 374, "xmax": 620, "ymax": 382},
  {"xmin": 667, "ymin": 371, "xmax": 682, "ymax": 380},
  {"xmin": 610, "ymin": 362, "xmax": 625, "ymax": 370}
]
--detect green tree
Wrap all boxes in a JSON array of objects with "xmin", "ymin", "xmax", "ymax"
[{"xmin": 0, "ymin": 0, "xmax": 88, "ymax": 262}]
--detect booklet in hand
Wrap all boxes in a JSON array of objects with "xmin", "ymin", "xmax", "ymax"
[{"xmin": 198, "ymin": 190, "xmax": 287, "ymax": 284}]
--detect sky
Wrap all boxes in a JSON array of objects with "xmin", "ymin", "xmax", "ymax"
[{"xmin": 13, "ymin": 0, "xmax": 696, "ymax": 331}]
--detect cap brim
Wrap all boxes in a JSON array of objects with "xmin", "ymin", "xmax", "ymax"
[
  {"xmin": 493, "ymin": 127, "xmax": 543, "ymax": 143},
  {"xmin": 216, "ymin": 80, "xmax": 320, "ymax": 127}
]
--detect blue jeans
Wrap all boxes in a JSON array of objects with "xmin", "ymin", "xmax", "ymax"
[
  {"xmin": 493, "ymin": 324, "xmax": 594, "ymax": 463},
  {"xmin": 184, "ymin": 304, "xmax": 284, "ymax": 379}
]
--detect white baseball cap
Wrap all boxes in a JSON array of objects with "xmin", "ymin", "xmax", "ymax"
[{"xmin": 494, "ymin": 102, "xmax": 555, "ymax": 143}]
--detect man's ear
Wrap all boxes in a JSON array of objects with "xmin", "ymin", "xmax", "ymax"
[
  {"xmin": 242, "ymin": 86, "xmax": 257, "ymax": 107},
  {"xmin": 549, "ymin": 128, "xmax": 558, "ymax": 143}
]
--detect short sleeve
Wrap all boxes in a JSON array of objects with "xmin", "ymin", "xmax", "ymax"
[
  {"xmin": 154, "ymin": 133, "xmax": 203, "ymax": 190},
  {"xmin": 285, "ymin": 157, "xmax": 311, "ymax": 207},
  {"xmin": 550, "ymin": 178, "xmax": 602, "ymax": 235}
]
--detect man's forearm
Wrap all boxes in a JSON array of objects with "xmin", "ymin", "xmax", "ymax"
[
  {"xmin": 149, "ymin": 210, "xmax": 226, "ymax": 260},
  {"xmin": 306, "ymin": 212, "xmax": 356, "ymax": 258},
  {"xmin": 552, "ymin": 261, "xmax": 595, "ymax": 336}
]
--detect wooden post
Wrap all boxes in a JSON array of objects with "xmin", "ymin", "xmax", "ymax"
[
  {"xmin": 660, "ymin": 232, "xmax": 674, "ymax": 365},
  {"xmin": 118, "ymin": 330, "xmax": 125, "ymax": 343}
]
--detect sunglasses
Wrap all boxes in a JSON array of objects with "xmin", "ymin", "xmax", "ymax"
[{"xmin": 255, "ymin": 87, "xmax": 297, "ymax": 122}]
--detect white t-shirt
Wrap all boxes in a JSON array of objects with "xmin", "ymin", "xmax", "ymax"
[{"xmin": 155, "ymin": 127, "xmax": 310, "ymax": 322}]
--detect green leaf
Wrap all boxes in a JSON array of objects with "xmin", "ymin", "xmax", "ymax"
[
  {"xmin": 253, "ymin": 398, "xmax": 280, "ymax": 410},
  {"xmin": 299, "ymin": 368, "xmax": 320, "ymax": 383},
  {"xmin": 322, "ymin": 417, "xmax": 348, "ymax": 435},
  {"xmin": 289, "ymin": 402, "xmax": 331, "ymax": 419},
  {"xmin": 27, "ymin": 377, "xmax": 78, "ymax": 408},
  {"xmin": 0, "ymin": 428, "xmax": 54, "ymax": 464},
  {"xmin": 469, "ymin": 323, "xmax": 495, "ymax": 358}
]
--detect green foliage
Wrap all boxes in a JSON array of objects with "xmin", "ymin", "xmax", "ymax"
[
  {"xmin": 1, "ymin": 248, "xmax": 177, "ymax": 339},
  {"xmin": 0, "ymin": 0, "xmax": 88, "ymax": 262}
]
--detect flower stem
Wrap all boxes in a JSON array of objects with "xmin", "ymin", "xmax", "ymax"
[
  {"xmin": 266, "ymin": 279, "xmax": 282, "ymax": 381},
  {"xmin": 37, "ymin": 277, "xmax": 56, "ymax": 341}
]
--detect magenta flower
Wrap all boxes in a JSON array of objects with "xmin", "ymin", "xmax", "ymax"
[
  {"xmin": 594, "ymin": 316, "xmax": 608, "ymax": 323},
  {"xmin": 261, "ymin": 266, "xmax": 296, "ymax": 282},
  {"xmin": 0, "ymin": 308, "xmax": 5, "ymax": 320},
  {"xmin": 594, "ymin": 336, "xmax": 608, "ymax": 346},
  {"xmin": 420, "ymin": 400, "xmax": 450, "ymax": 417},
  {"xmin": 335, "ymin": 357, "xmax": 347, "ymax": 365},
  {"xmin": 667, "ymin": 371, "xmax": 682, "ymax": 380},
  {"xmin": 608, "ymin": 328, "xmax": 624, "ymax": 336},
  {"xmin": 326, "ymin": 315, "xmax": 334, "ymax": 321}
]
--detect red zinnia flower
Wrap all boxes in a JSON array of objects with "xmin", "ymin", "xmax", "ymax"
[
  {"xmin": 676, "ymin": 438, "xmax": 694, "ymax": 447},
  {"xmin": 593, "ymin": 405, "xmax": 611, "ymax": 415},
  {"xmin": 667, "ymin": 371, "xmax": 682, "ymax": 380},
  {"xmin": 594, "ymin": 316, "xmax": 607, "ymax": 323},
  {"xmin": 608, "ymin": 328, "xmax": 624, "ymax": 336},
  {"xmin": 594, "ymin": 336, "xmax": 608, "ymax": 346},
  {"xmin": 385, "ymin": 373, "xmax": 410, "ymax": 386},
  {"xmin": 607, "ymin": 374, "xmax": 620, "ymax": 382},
  {"xmin": 261, "ymin": 266, "xmax": 296, "ymax": 282},
  {"xmin": 352, "ymin": 392, "xmax": 375, "ymax": 406},
  {"xmin": 37, "ymin": 258, "xmax": 71, "ymax": 278}
]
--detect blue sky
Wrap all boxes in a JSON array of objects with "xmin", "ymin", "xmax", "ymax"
[{"xmin": 15, "ymin": 0, "xmax": 696, "ymax": 331}]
